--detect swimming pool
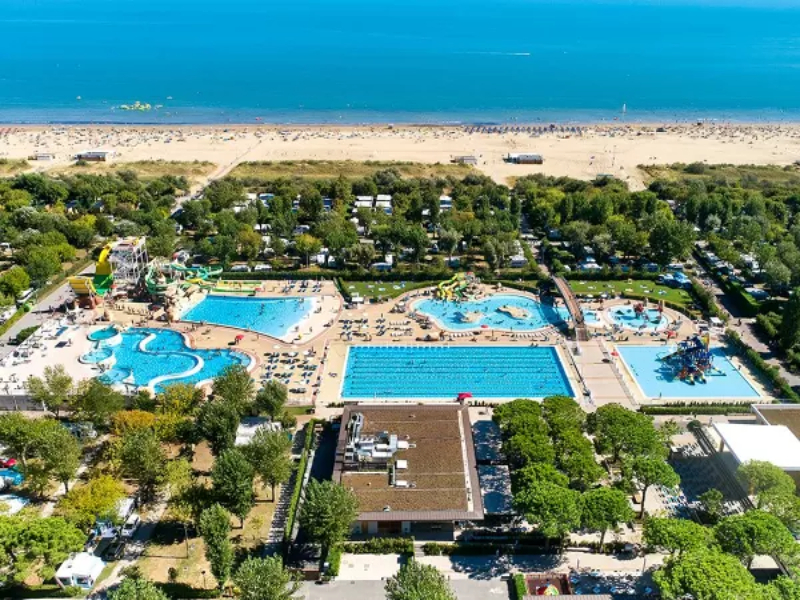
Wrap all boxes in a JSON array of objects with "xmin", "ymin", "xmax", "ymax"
[
  {"xmin": 97, "ymin": 328, "xmax": 250, "ymax": 393},
  {"xmin": 617, "ymin": 345, "xmax": 761, "ymax": 399},
  {"xmin": 80, "ymin": 347, "xmax": 113, "ymax": 364},
  {"xmin": 342, "ymin": 345, "xmax": 574, "ymax": 399},
  {"xmin": 181, "ymin": 295, "xmax": 315, "ymax": 339},
  {"xmin": 413, "ymin": 294, "xmax": 569, "ymax": 331},
  {"xmin": 88, "ymin": 326, "xmax": 119, "ymax": 341},
  {"xmin": 608, "ymin": 306, "xmax": 670, "ymax": 332}
]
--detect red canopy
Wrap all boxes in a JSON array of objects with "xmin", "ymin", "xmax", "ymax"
[
  {"xmin": 235, "ymin": 334, "xmax": 245, "ymax": 340},
  {"xmin": 481, "ymin": 324, "xmax": 489, "ymax": 329},
  {"xmin": 457, "ymin": 392, "xmax": 473, "ymax": 400}
]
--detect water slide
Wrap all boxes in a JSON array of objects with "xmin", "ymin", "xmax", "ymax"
[
  {"xmin": 438, "ymin": 273, "xmax": 466, "ymax": 300},
  {"xmin": 145, "ymin": 262, "xmax": 223, "ymax": 296},
  {"xmin": 69, "ymin": 242, "xmax": 114, "ymax": 297}
]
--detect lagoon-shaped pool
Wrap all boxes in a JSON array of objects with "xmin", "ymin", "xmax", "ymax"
[
  {"xmin": 607, "ymin": 306, "xmax": 670, "ymax": 332},
  {"xmin": 181, "ymin": 295, "xmax": 315, "ymax": 339},
  {"xmin": 413, "ymin": 294, "xmax": 570, "ymax": 331},
  {"xmin": 96, "ymin": 328, "xmax": 250, "ymax": 393}
]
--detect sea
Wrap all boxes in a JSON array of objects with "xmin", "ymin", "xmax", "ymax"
[{"xmin": 2, "ymin": 0, "xmax": 800, "ymax": 124}]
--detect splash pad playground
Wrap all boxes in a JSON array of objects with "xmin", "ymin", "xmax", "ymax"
[{"xmin": 658, "ymin": 335, "xmax": 718, "ymax": 384}]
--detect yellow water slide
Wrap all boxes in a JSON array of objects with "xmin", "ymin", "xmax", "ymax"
[{"xmin": 95, "ymin": 243, "xmax": 113, "ymax": 276}]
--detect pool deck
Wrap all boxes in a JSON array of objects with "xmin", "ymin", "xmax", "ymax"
[{"xmin": 0, "ymin": 282, "xmax": 776, "ymax": 412}]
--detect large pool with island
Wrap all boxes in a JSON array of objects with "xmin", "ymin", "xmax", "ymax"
[
  {"xmin": 342, "ymin": 345, "xmax": 574, "ymax": 400},
  {"xmin": 413, "ymin": 294, "xmax": 570, "ymax": 331},
  {"xmin": 617, "ymin": 345, "xmax": 761, "ymax": 399},
  {"xmin": 181, "ymin": 295, "xmax": 315, "ymax": 338},
  {"xmin": 86, "ymin": 327, "xmax": 251, "ymax": 393}
]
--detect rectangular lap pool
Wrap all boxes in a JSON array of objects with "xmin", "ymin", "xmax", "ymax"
[
  {"xmin": 342, "ymin": 346, "xmax": 574, "ymax": 400},
  {"xmin": 617, "ymin": 345, "xmax": 761, "ymax": 399}
]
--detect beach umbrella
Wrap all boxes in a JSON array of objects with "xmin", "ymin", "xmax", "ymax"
[
  {"xmin": 457, "ymin": 392, "xmax": 473, "ymax": 400},
  {"xmin": 611, "ymin": 350, "xmax": 619, "ymax": 357},
  {"xmin": 481, "ymin": 324, "xmax": 489, "ymax": 329},
  {"xmin": 235, "ymin": 334, "xmax": 245, "ymax": 341}
]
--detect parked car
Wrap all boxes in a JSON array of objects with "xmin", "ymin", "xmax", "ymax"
[
  {"xmin": 121, "ymin": 513, "xmax": 141, "ymax": 539},
  {"xmin": 253, "ymin": 263, "xmax": 272, "ymax": 272},
  {"xmin": 103, "ymin": 538, "xmax": 126, "ymax": 561},
  {"xmin": 229, "ymin": 264, "xmax": 251, "ymax": 273}
]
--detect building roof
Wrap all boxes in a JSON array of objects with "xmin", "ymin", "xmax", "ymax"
[
  {"xmin": 713, "ymin": 422, "xmax": 800, "ymax": 471},
  {"xmin": 56, "ymin": 552, "xmax": 104, "ymax": 579},
  {"xmin": 753, "ymin": 404, "xmax": 800, "ymax": 438},
  {"xmin": 334, "ymin": 405, "xmax": 484, "ymax": 522}
]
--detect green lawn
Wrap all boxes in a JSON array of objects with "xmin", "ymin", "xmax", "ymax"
[
  {"xmin": 568, "ymin": 279, "xmax": 692, "ymax": 307},
  {"xmin": 341, "ymin": 280, "xmax": 435, "ymax": 300},
  {"xmin": 229, "ymin": 160, "xmax": 474, "ymax": 181}
]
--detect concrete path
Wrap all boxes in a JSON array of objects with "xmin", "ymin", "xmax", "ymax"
[{"xmin": 572, "ymin": 341, "xmax": 636, "ymax": 410}]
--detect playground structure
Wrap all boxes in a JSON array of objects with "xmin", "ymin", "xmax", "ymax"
[
  {"xmin": 659, "ymin": 334, "xmax": 716, "ymax": 384},
  {"xmin": 436, "ymin": 272, "xmax": 479, "ymax": 301},
  {"xmin": 633, "ymin": 301, "xmax": 664, "ymax": 321},
  {"xmin": 68, "ymin": 237, "xmax": 148, "ymax": 307},
  {"xmin": 145, "ymin": 259, "xmax": 267, "ymax": 297}
]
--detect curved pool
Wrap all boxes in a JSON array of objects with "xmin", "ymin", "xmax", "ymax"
[
  {"xmin": 88, "ymin": 326, "xmax": 119, "ymax": 341},
  {"xmin": 80, "ymin": 347, "xmax": 113, "ymax": 364},
  {"xmin": 97, "ymin": 328, "xmax": 251, "ymax": 393},
  {"xmin": 607, "ymin": 306, "xmax": 670, "ymax": 332},
  {"xmin": 413, "ymin": 294, "xmax": 569, "ymax": 331},
  {"xmin": 181, "ymin": 295, "xmax": 315, "ymax": 338}
]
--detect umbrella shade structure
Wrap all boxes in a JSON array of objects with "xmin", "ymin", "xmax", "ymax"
[
  {"xmin": 481, "ymin": 324, "xmax": 489, "ymax": 329},
  {"xmin": 457, "ymin": 392, "xmax": 473, "ymax": 401},
  {"xmin": 235, "ymin": 334, "xmax": 245, "ymax": 341}
]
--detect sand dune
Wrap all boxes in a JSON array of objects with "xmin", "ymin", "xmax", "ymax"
[{"xmin": 1, "ymin": 123, "xmax": 799, "ymax": 189}]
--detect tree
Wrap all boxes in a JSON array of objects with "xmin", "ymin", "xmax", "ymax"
[
  {"xmin": 437, "ymin": 229, "xmax": 462, "ymax": 260},
  {"xmin": 57, "ymin": 475, "xmax": 125, "ymax": 530},
  {"xmin": 629, "ymin": 455, "xmax": 680, "ymax": 518},
  {"xmin": 197, "ymin": 399, "xmax": 240, "ymax": 456},
  {"xmin": 503, "ymin": 432, "xmax": 554, "ymax": 469},
  {"xmin": 738, "ymin": 460, "xmax": 796, "ymax": 510},
  {"xmin": 589, "ymin": 404, "xmax": 662, "ymax": 463},
  {"xmin": 146, "ymin": 234, "xmax": 176, "ymax": 259},
  {"xmin": 254, "ymin": 381, "xmax": 287, "ymax": 419},
  {"xmin": 39, "ymin": 425, "xmax": 81, "ymax": 493},
  {"xmin": 158, "ymin": 382, "xmax": 204, "ymax": 416},
  {"xmin": 714, "ymin": 511, "xmax": 797, "ymax": 567},
  {"xmin": 23, "ymin": 246, "xmax": 62, "ymax": 284},
  {"xmin": 385, "ymin": 560, "xmax": 456, "ymax": 600},
  {"xmin": 556, "ymin": 430, "xmax": 603, "ymax": 489},
  {"xmin": 649, "ymin": 218, "xmax": 694, "ymax": 266},
  {"xmin": 294, "ymin": 233, "xmax": 322, "ymax": 267},
  {"xmin": 212, "ymin": 448, "xmax": 255, "ymax": 527},
  {"xmin": 164, "ymin": 458, "xmax": 195, "ymax": 556},
  {"xmin": 653, "ymin": 548, "xmax": 763, "ymax": 600},
  {"xmin": 299, "ymin": 480, "xmax": 358, "ymax": 554},
  {"xmin": 205, "ymin": 179, "xmax": 246, "ymax": 212},
  {"xmin": 699, "ymin": 488, "xmax": 725, "ymax": 523},
  {"xmin": 25, "ymin": 365, "xmax": 74, "ymax": 418},
  {"xmin": 244, "ymin": 429, "xmax": 292, "ymax": 501},
  {"xmin": 199, "ymin": 504, "xmax": 234, "ymax": 590},
  {"xmin": 108, "ymin": 577, "xmax": 169, "ymax": 600},
  {"xmin": 0, "ymin": 266, "xmax": 30, "ymax": 298},
  {"xmin": 580, "ymin": 488, "xmax": 634, "ymax": 550},
  {"xmin": 643, "ymin": 517, "xmax": 711, "ymax": 555},
  {"xmin": 514, "ymin": 481, "xmax": 581, "ymax": 550},
  {"xmin": 74, "ymin": 379, "xmax": 125, "ymax": 427},
  {"xmin": 781, "ymin": 288, "xmax": 800, "ymax": 350},
  {"xmin": 2, "ymin": 516, "xmax": 85, "ymax": 579},
  {"xmin": 767, "ymin": 576, "xmax": 800, "ymax": 600},
  {"xmin": 211, "ymin": 365, "xmax": 255, "ymax": 416},
  {"xmin": 512, "ymin": 463, "xmax": 569, "ymax": 494},
  {"xmin": 119, "ymin": 429, "xmax": 166, "ymax": 501},
  {"xmin": 233, "ymin": 556, "xmax": 301, "ymax": 600},
  {"xmin": 347, "ymin": 243, "xmax": 376, "ymax": 269},
  {"xmin": 111, "ymin": 410, "xmax": 157, "ymax": 436},
  {"xmin": 237, "ymin": 228, "xmax": 263, "ymax": 262}
]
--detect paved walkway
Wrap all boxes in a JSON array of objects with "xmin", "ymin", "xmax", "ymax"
[{"xmin": 572, "ymin": 341, "xmax": 636, "ymax": 410}]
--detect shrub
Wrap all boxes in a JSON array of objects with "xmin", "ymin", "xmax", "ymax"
[
  {"xmin": 283, "ymin": 420, "xmax": 316, "ymax": 544},
  {"xmin": 727, "ymin": 329, "xmax": 800, "ymax": 403},
  {"xmin": 513, "ymin": 573, "xmax": 527, "ymax": 600},
  {"xmin": 327, "ymin": 545, "xmax": 342, "ymax": 577},
  {"xmin": 15, "ymin": 325, "xmax": 39, "ymax": 344},
  {"xmin": 640, "ymin": 403, "xmax": 753, "ymax": 416},
  {"xmin": 341, "ymin": 538, "xmax": 414, "ymax": 554}
]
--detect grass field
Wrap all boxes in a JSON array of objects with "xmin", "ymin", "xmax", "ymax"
[
  {"xmin": 0, "ymin": 158, "xmax": 29, "ymax": 176},
  {"xmin": 51, "ymin": 159, "xmax": 216, "ymax": 182},
  {"xmin": 341, "ymin": 280, "xmax": 435, "ymax": 300},
  {"xmin": 639, "ymin": 163, "xmax": 800, "ymax": 185},
  {"xmin": 229, "ymin": 159, "xmax": 475, "ymax": 181},
  {"xmin": 568, "ymin": 279, "xmax": 692, "ymax": 307}
]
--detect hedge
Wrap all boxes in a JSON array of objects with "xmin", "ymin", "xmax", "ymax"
[
  {"xmin": 513, "ymin": 573, "xmax": 527, "ymax": 600},
  {"xmin": 718, "ymin": 277, "xmax": 760, "ymax": 317},
  {"xmin": 341, "ymin": 538, "xmax": 414, "ymax": 554},
  {"xmin": 640, "ymin": 403, "xmax": 754, "ymax": 416},
  {"xmin": 327, "ymin": 545, "xmax": 342, "ymax": 577},
  {"xmin": 422, "ymin": 542, "xmax": 548, "ymax": 556},
  {"xmin": 563, "ymin": 270, "xmax": 660, "ymax": 282},
  {"xmin": 727, "ymin": 330, "xmax": 800, "ymax": 403},
  {"xmin": 283, "ymin": 420, "xmax": 317, "ymax": 544}
]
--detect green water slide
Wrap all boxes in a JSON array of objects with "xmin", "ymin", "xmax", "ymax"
[{"xmin": 145, "ymin": 262, "xmax": 223, "ymax": 296}]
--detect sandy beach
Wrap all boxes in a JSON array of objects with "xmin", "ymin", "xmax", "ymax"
[{"xmin": 2, "ymin": 123, "xmax": 800, "ymax": 190}]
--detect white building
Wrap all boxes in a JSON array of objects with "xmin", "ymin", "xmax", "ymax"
[{"xmin": 55, "ymin": 553, "xmax": 105, "ymax": 590}]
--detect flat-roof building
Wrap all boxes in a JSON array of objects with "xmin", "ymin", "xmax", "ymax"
[
  {"xmin": 507, "ymin": 153, "xmax": 543, "ymax": 165},
  {"xmin": 333, "ymin": 405, "xmax": 484, "ymax": 536}
]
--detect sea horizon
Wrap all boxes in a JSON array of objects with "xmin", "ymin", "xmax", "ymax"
[{"xmin": 3, "ymin": 0, "xmax": 800, "ymax": 126}]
